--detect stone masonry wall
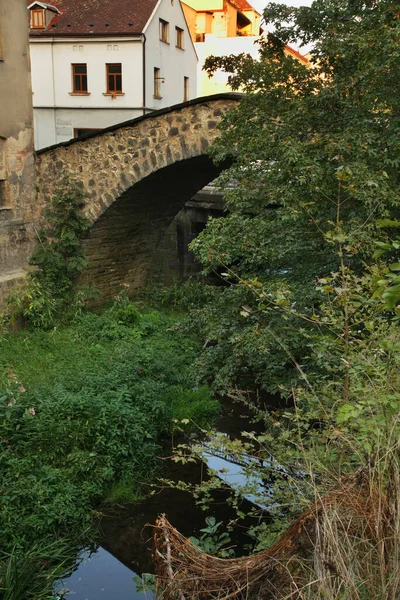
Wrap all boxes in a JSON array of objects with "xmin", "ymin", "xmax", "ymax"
[
  {"xmin": 36, "ymin": 95, "xmax": 240, "ymax": 300},
  {"xmin": 0, "ymin": 0, "xmax": 37, "ymax": 303}
]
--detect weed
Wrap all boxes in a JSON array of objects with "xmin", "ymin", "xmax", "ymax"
[
  {"xmin": 190, "ymin": 516, "xmax": 235, "ymax": 558},
  {"xmin": 5, "ymin": 178, "xmax": 91, "ymax": 329},
  {"xmin": 0, "ymin": 303, "xmax": 218, "ymax": 598},
  {"xmin": 0, "ymin": 539, "xmax": 79, "ymax": 600}
]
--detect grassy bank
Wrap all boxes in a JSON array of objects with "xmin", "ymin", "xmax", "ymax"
[{"xmin": 0, "ymin": 301, "xmax": 218, "ymax": 597}]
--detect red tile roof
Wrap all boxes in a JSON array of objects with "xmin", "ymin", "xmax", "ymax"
[
  {"xmin": 28, "ymin": 0, "xmax": 160, "ymax": 37},
  {"xmin": 233, "ymin": 0, "xmax": 260, "ymax": 14}
]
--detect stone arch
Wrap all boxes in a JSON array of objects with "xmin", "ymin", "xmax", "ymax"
[
  {"xmin": 35, "ymin": 94, "xmax": 241, "ymax": 298},
  {"xmin": 80, "ymin": 154, "xmax": 226, "ymax": 298}
]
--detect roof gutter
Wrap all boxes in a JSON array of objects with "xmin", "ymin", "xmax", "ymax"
[{"xmin": 29, "ymin": 32, "xmax": 144, "ymax": 39}]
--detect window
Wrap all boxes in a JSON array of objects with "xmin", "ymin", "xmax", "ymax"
[
  {"xmin": 184, "ymin": 77, "xmax": 189, "ymax": 102},
  {"xmin": 106, "ymin": 63, "xmax": 122, "ymax": 94},
  {"xmin": 159, "ymin": 19, "xmax": 169, "ymax": 43},
  {"xmin": 176, "ymin": 26, "xmax": 184, "ymax": 49},
  {"xmin": 74, "ymin": 128, "xmax": 101, "ymax": 138},
  {"xmin": 72, "ymin": 64, "xmax": 88, "ymax": 93},
  {"xmin": 31, "ymin": 9, "xmax": 45, "ymax": 29},
  {"xmin": 154, "ymin": 68, "xmax": 162, "ymax": 99}
]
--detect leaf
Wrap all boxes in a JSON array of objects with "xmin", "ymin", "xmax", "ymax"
[
  {"xmin": 382, "ymin": 285, "xmax": 400, "ymax": 310},
  {"xmin": 336, "ymin": 404, "xmax": 356, "ymax": 423},
  {"xmin": 376, "ymin": 219, "xmax": 400, "ymax": 228}
]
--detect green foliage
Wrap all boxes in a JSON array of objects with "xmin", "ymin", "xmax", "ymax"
[
  {"xmin": 0, "ymin": 539, "xmax": 78, "ymax": 600},
  {"xmin": 0, "ymin": 303, "xmax": 217, "ymax": 593},
  {"xmin": 159, "ymin": 2, "xmax": 400, "ymax": 590},
  {"xmin": 190, "ymin": 517, "xmax": 235, "ymax": 558},
  {"xmin": 133, "ymin": 572, "xmax": 157, "ymax": 595},
  {"xmin": 166, "ymin": 386, "xmax": 219, "ymax": 432},
  {"xmin": 104, "ymin": 477, "xmax": 146, "ymax": 505},
  {"xmin": 185, "ymin": 0, "xmax": 400, "ymax": 441},
  {"xmin": 106, "ymin": 286, "xmax": 141, "ymax": 326},
  {"xmin": 143, "ymin": 280, "xmax": 216, "ymax": 312},
  {"xmin": 191, "ymin": 0, "xmax": 400, "ymax": 398},
  {"xmin": 6, "ymin": 178, "xmax": 91, "ymax": 329}
]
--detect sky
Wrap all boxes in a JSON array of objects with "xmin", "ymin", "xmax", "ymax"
[{"xmin": 250, "ymin": 0, "xmax": 313, "ymax": 12}]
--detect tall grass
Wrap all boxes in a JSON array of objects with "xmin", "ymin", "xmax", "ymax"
[
  {"xmin": 0, "ymin": 539, "xmax": 77, "ymax": 600},
  {"xmin": 279, "ymin": 441, "xmax": 400, "ymax": 600},
  {"xmin": 306, "ymin": 466, "xmax": 399, "ymax": 598}
]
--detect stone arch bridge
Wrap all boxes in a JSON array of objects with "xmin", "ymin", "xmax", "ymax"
[{"xmin": 36, "ymin": 93, "xmax": 241, "ymax": 300}]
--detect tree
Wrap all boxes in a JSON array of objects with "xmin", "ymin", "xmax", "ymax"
[
  {"xmin": 189, "ymin": 0, "xmax": 400, "ymax": 395},
  {"xmin": 185, "ymin": 0, "xmax": 400, "ymax": 507},
  {"xmin": 152, "ymin": 4, "xmax": 400, "ymax": 595}
]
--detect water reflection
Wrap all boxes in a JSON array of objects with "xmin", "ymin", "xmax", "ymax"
[
  {"xmin": 56, "ymin": 546, "xmax": 151, "ymax": 600},
  {"xmin": 203, "ymin": 450, "xmax": 268, "ymax": 508},
  {"xmin": 57, "ymin": 399, "xmax": 270, "ymax": 598}
]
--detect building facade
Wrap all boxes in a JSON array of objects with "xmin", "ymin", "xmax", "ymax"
[
  {"xmin": 28, "ymin": 0, "xmax": 198, "ymax": 149},
  {"xmin": 0, "ymin": 0, "xmax": 36, "ymax": 299},
  {"xmin": 181, "ymin": 0, "xmax": 261, "ymax": 42},
  {"xmin": 182, "ymin": 0, "xmax": 308, "ymax": 96}
]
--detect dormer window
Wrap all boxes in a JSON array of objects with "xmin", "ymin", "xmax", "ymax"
[
  {"xmin": 28, "ymin": 3, "xmax": 61, "ymax": 30},
  {"xmin": 31, "ymin": 8, "xmax": 45, "ymax": 29}
]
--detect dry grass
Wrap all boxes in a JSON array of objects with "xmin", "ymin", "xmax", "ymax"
[
  {"xmin": 153, "ymin": 456, "xmax": 400, "ymax": 600},
  {"xmin": 295, "ymin": 458, "xmax": 400, "ymax": 600}
]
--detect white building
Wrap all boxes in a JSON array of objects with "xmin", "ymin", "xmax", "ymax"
[{"xmin": 28, "ymin": 0, "xmax": 198, "ymax": 150}]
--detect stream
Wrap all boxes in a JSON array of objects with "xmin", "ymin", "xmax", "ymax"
[{"xmin": 56, "ymin": 399, "xmax": 270, "ymax": 599}]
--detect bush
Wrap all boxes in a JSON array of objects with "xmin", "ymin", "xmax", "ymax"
[
  {"xmin": 5, "ymin": 178, "xmax": 90, "ymax": 330},
  {"xmin": 0, "ymin": 305, "xmax": 218, "ymax": 553}
]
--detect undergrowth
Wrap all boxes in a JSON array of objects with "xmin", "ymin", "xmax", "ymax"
[
  {"xmin": 0, "ymin": 301, "xmax": 218, "ymax": 598},
  {"xmin": 6, "ymin": 178, "xmax": 92, "ymax": 329}
]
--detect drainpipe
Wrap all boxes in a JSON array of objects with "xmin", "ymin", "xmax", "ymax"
[
  {"xmin": 51, "ymin": 39, "xmax": 57, "ymax": 144},
  {"xmin": 141, "ymin": 33, "xmax": 146, "ymax": 116}
]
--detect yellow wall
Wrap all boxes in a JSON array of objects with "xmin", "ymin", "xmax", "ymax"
[
  {"xmin": 181, "ymin": 3, "xmax": 197, "ymax": 41},
  {"xmin": 212, "ymin": 11, "xmax": 226, "ymax": 37},
  {"xmin": 224, "ymin": 0, "xmax": 237, "ymax": 37},
  {"xmin": 182, "ymin": 0, "xmax": 223, "ymax": 10},
  {"xmin": 196, "ymin": 12, "xmax": 213, "ymax": 35},
  {"xmin": 243, "ymin": 10, "xmax": 261, "ymax": 36},
  {"xmin": 210, "ymin": 1, "xmax": 237, "ymax": 38},
  {"xmin": 182, "ymin": 0, "xmax": 261, "ymax": 42}
]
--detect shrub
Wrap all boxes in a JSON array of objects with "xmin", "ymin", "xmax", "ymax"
[{"xmin": 0, "ymin": 306, "xmax": 218, "ymax": 552}]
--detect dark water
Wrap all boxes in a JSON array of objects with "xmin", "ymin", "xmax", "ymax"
[
  {"xmin": 56, "ymin": 547, "xmax": 142, "ymax": 600},
  {"xmin": 58, "ymin": 399, "xmax": 269, "ymax": 598}
]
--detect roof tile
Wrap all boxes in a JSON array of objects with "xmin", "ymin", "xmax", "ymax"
[
  {"xmin": 233, "ymin": 0, "xmax": 260, "ymax": 13},
  {"xmin": 28, "ymin": 0, "xmax": 159, "ymax": 36}
]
